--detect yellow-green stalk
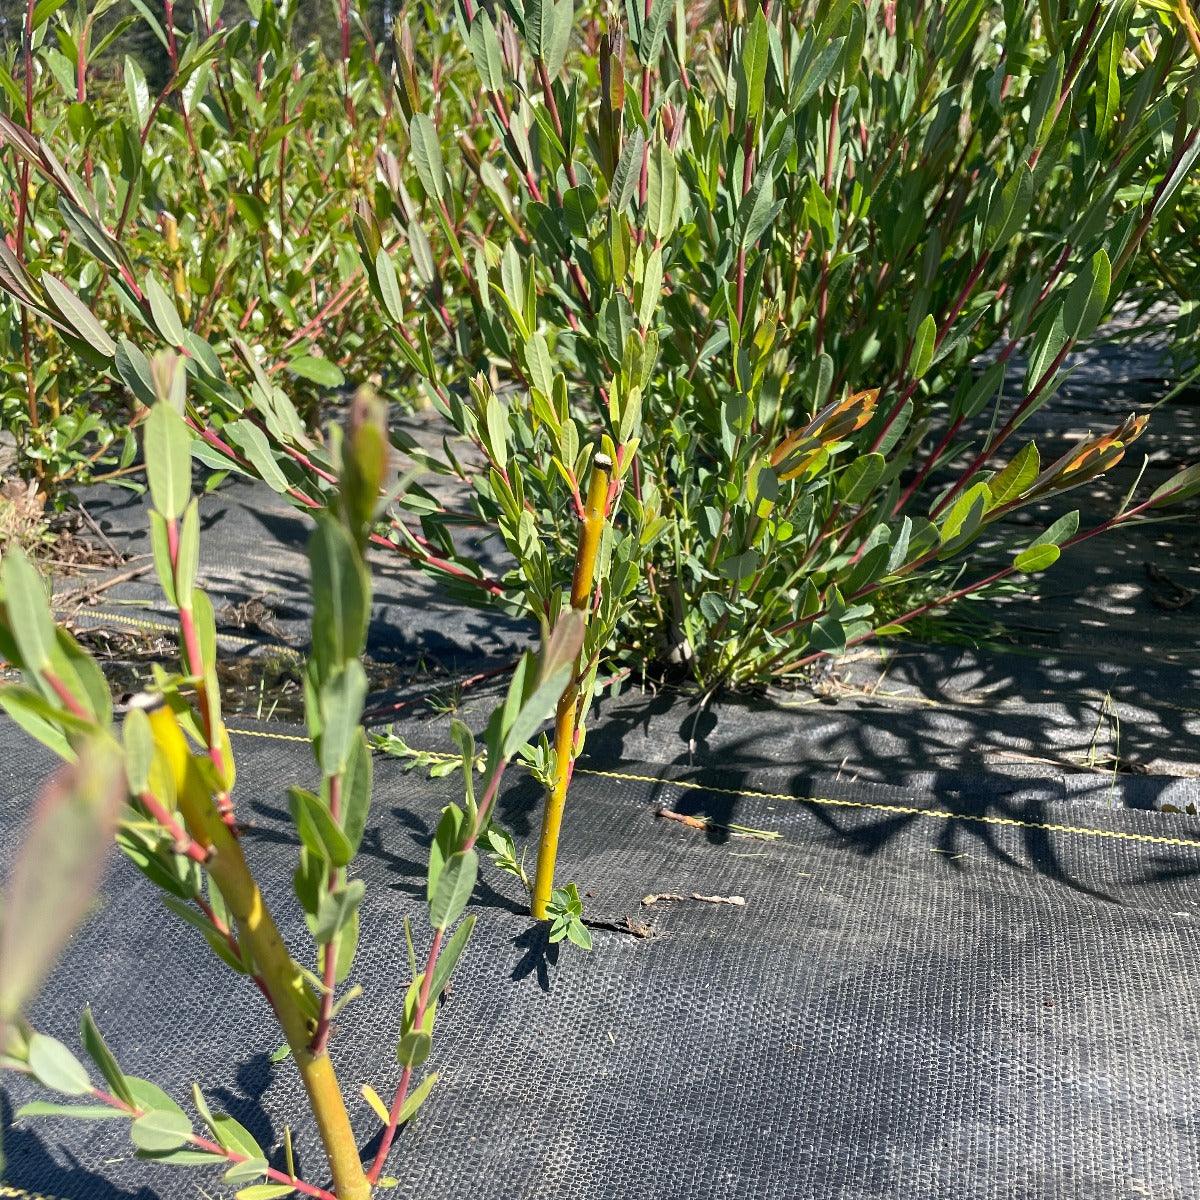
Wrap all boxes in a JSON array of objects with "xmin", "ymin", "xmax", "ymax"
[
  {"xmin": 531, "ymin": 453, "xmax": 611, "ymax": 920},
  {"xmin": 146, "ymin": 700, "xmax": 371, "ymax": 1200}
]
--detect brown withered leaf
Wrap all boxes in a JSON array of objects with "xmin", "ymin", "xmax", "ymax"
[{"xmin": 770, "ymin": 388, "xmax": 879, "ymax": 480}]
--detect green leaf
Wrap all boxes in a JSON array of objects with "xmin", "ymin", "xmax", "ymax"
[
  {"xmin": 339, "ymin": 730, "xmax": 373, "ymax": 858},
  {"xmin": 122, "ymin": 706, "xmax": 155, "ymax": 793},
  {"xmin": 0, "ymin": 740, "xmax": 124, "ymax": 1022},
  {"xmin": 130, "ymin": 1108, "xmax": 193, "ymax": 1152},
  {"xmin": 31, "ymin": 0, "xmax": 70, "ymax": 28},
  {"xmin": 1062, "ymin": 250, "xmax": 1110, "ymax": 343},
  {"xmin": 236, "ymin": 1186, "xmax": 297, "ymax": 1199},
  {"xmin": 224, "ymin": 1159, "xmax": 270, "ymax": 1184},
  {"xmin": 791, "ymin": 35, "xmax": 845, "ymax": 107},
  {"xmin": 566, "ymin": 918, "xmax": 593, "ymax": 950},
  {"xmin": 610, "ymin": 129, "xmax": 644, "ymax": 213},
  {"xmin": 124, "ymin": 55, "xmax": 150, "ymax": 125},
  {"xmin": 126, "ymin": 1077, "xmax": 187, "ymax": 1117},
  {"xmin": 289, "ymin": 787, "xmax": 353, "ymax": 868},
  {"xmin": 143, "ymin": 274, "xmax": 187, "ymax": 347},
  {"xmin": 837, "ymin": 453, "xmax": 885, "ymax": 503},
  {"xmin": 148, "ymin": 509, "xmax": 177, "ymax": 605},
  {"xmin": 113, "ymin": 338, "xmax": 157, "ymax": 407},
  {"xmin": 134, "ymin": 1147, "xmax": 223, "ymax": 1165},
  {"xmin": 396, "ymin": 1030, "xmax": 432, "ymax": 1068},
  {"xmin": 638, "ymin": 248, "xmax": 663, "ymax": 329},
  {"xmin": 314, "ymin": 879, "xmax": 366, "ymax": 943},
  {"xmin": 525, "ymin": 0, "xmax": 555, "ymax": 62},
  {"xmin": 429, "ymin": 850, "xmax": 478, "ymax": 930},
  {"xmin": 641, "ymin": 0, "xmax": 672, "ymax": 63},
  {"xmin": 1149, "ymin": 463, "xmax": 1200, "ymax": 507},
  {"xmin": 174, "ymin": 500, "xmax": 200, "ymax": 602},
  {"xmin": 646, "ymin": 141, "xmax": 682, "ymax": 244},
  {"xmin": 1029, "ymin": 509, "xmax": 1079, "ymax": 548},
  {"xmin": 81, "ymin": 1008, "xmax": 134, "ymax": 1107},
  {"xmin": 909, "ymin": 314, "xmax": 937, "ymax": 381},
  {"xmin": 428, "ymin": 914, "xmax": 477, "ymax": 1000},
  {"xmin": 719, "ymin": 549, "xmax": 759, "ymax": 582},
  {"xmin": 427, "ymin": 803, "xmax": 467, "ymax": 904},
  {"xmin": 409, "ymin": 114, "xmax": 447, "ymax": 203},
  {"xmin": 0, "ymin": 686, "xmax": 74, "ymax": 760},
  {"xmin": 524, "ymin": 333, "xmax": 555, "ymax": 398},
  {"xmin": 287, "ymin": 355, "xmax": 345, "ymax": 388},
  {"xmin": 1094, "ymin": 7, "xmax": 1129, "ymax": 139},
  {"xmin": 938, "ymin": 482, "xmax": 991, "ymax": 548},
  {"xmin": 144, "ymin": 402, "xmax": 193, "ymax": 520},
  {"xmin": 309, "ymin": 517, "xmax": 370, "ymax": 678},
  {"xmin": 225, "ymin": 420, "xmax": 289, "ymax": 495},
  {"xmin": 375, "ymin": 248, "xmax": 404, "ymax": 324},
  {"xmin": 28, "ymin": 1034, "xmax": 91, "ymax": 1096},
  {"xmin": 16, "ymin": 1102, "xmax": 125, "ymax": 1120},
  {"xmin": 211, "ymin": 1111, "xmax": 264, "ymax": 1161},
  {"xmin": 1025, "ymin": 305, "xmax": 1068, "ymax": 392},
  {"xmin": 42, "ymin": 276, "xmax": 116, "ymax": 358},
  {"xmin": 1, "ymin": 547, "xmax": 58, "ymax": 670},
  {"xmin": 1013, "ymin": 544, "xmax": 1060, "ymax": 573},
  {"xmin": 985, "ymin": 165, "xmax": 1033, "ymax": 249},
  {"xmin": 56, "ymin": 628, "xmax": 112, "ymax": 725},
  {"xmin": 397, "ymin": 1072, "xmax": 437, "ymax": 1124},
  {"xmin": 469, "ymin": 14, "xmax": 505, "ymax": 92},
  {"xmin": 737, "ymin": 169, "xmax": 777, "ymax": 249},
  {"xmin": 318, "ymin": 661, "xmax": 368, "ymax": 776},
  {"xmin": 501, "ymin": 663, "xmax": 569, "ymax": 759},
  {"xmin": 741, "ymin": 11, "xmax": 771, "ymax": 120},
  {"xmin": 988, "ymin": 442, "xmax": 1040, "ymax": 508}
]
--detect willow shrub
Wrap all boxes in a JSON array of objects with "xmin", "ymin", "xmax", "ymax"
[
  {"xmin": 367, "ymin": 0, "xmax": 1200, "ymax": 688},
  {"xmin": 6, "ymin": 0, "xmax": 1200, "ymax": 920},
  {"xmin": 0, "ymin": 368, "xmax": 582, "ymax": 1198},
  {"xmin": 155, "ymin": 1, "xmax": 1200, "ymax": 687},
  {"xmin": 0, "ymin": 0, "xmax": 412, "ymax": 493},
  {"xmin": 5, "ymin": 3, "xmax": 1198, "ymax": 672}
]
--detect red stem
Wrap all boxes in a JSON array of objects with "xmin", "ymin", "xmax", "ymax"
[
  {"xmin": 140, "ymin": 790, "xmax": 208, "ymax": 863},
  {"xmin": 367, "ymin": 763, "xmax": 510, "ymax": 1183},
  {"xmin": 17, "ymin": 0, "xmax": 37, "ymax": 439},
  {"xmin": 87, "ymin": 1088, "xmax": 336, "ymax": 1200},
  {"xmin": 41, "ymin": 669, "xmax": 88, "ymax": 719}
]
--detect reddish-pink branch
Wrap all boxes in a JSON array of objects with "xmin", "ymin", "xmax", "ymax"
[
  {"xmin": 367, "ymin": 763, "xmax": 510, "ymax": 1183},
  {"xmin": 87, "ymin": 1087, "xmax": 336, "ymax": 1200},
  {"xmin": 41, "ymin": 668, "xmax": 89, "ymax": 719}
]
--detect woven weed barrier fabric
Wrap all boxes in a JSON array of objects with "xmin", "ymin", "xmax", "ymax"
[
  {"xmin": 61, "ymin": 470, "xmax": 526, "ymax": 673},
  {"xmin": 3, "ymin": 717, "xmax": 1200, "ymax": 1199}
]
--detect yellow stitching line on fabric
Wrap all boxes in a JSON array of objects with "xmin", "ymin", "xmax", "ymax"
[
  {"xmin": 581, "ymin": 765, "xmax": 1200, "ymax": 850},
  {"xmin": 225, "ymin": 727, "xmax": 1200, "ymax": 852},
  {"xmin": 780, "ymin": 685, "xmax": 1200, "ymax": 720},
  {"xmin": 229, "ymin": 725, "xmax": 312, "ymax": 742}
]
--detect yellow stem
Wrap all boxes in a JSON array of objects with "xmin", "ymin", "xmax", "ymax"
[
  {"xmin": 1180, "ymin": 0, "xmax": 1200, "ymax": 63},
  {"xmin": 531, "ymin": 453, "xmax": 611, "ymax": 919},
  {"xmin": 148, "ymin": 704, "xmax": 371, "ymax": 1200}
]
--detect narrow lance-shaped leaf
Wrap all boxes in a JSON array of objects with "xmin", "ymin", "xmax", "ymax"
[
  {"xmin": 0, "ymin": 738, "xmax": 125, "ymax": 1023},
  {"xmin": 144, "ymin": 401, "xmax": 193, "ymax": 521},
  {"xmin": 409, "ymin": 113, "xmax": 447, "ymax": 204}
]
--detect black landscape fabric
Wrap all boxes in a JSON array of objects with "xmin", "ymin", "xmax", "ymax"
[{"xmin": 3, "ymin": 717, "xmax": 1200, "ymax": 1199}]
